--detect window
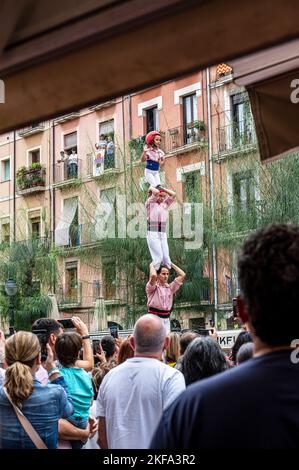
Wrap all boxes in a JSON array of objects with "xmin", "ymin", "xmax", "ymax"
[
  {"xmin": 1, "ymin": 222, "xmax": 10, "ymax": 243},
  {"xmin": 98, "ymin": 120, "xmax": 115, "ymax": 170},
  {"xmin": 66, "ymin": 262, "xmax": 78, "ymax": 302},
  {"xmin": 92, "ymin": 280, "xmax": 101, "ymax": 301},
  {"xmin": 64, "ymin": 131, "xmax": 77, "ymax": 154},
  {"xmin": 231, "ymin": 92, "xmax": 253, "ymax": 146},
  {"xmin": 1, "ymin": 158, "xmax": 10, "ymax": 182},
  {"xmin": 55, "ymin": 197, "xmax": 78, "ymax": 247},
  {"xmin": 184, "ymin": 171, "xmax": 202, "ymax": 203},
  {"xmin": 69, "ymin": 205, "xmax": 80, "ymax": 247},
  {"xmin": 183, "ymin": 94, "xmax": 198, "ymax": 144},
  {"xmin": 28, "ymin": 148, "xmax": 40, "ymax": 164},
  {"xmin": 30, "ymin": 217, "xmax": 41, "ymax": 239},
  {"xmin": 102, "ymin": 259, "xmax": 116, "ymax": 300},
  {"xmin": 146, "ymin": 106, "xmax": 158, "ymax": 133},
  {"xmin": 232, "ymin": 171, "xmax": 255, "ymax": 213}
]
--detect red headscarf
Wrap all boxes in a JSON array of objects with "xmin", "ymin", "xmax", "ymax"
[{"xmin": 146, "ymin": 131, "xmax": 161, "ymax": 146}]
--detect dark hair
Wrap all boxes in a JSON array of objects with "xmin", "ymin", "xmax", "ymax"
[
  {"xmin": 101, "ymin": 335, "xmax": 116, "ymax": 358},
  {"xmin": 55, "ymin": 331, "xmax": 82, "ymax": 367},
  {"xmin": 91, "ymin": 366, "xmax": 110, "ymax": 397},
  {"xmin": 180, "ymin": 331, "xmax": 200, "ymax": 355},
  {"xmin": 238, "ymin": 223, "xmax": 299, "ymax": 346},
  {"xmin": 31, "ymin": 318, "xmax": 63, "ymax": 342},
  {"xmin": 181, "ymin": 337, "xmax": 229, "ymax": 386},
  {"xmin": 157, "ymin": 265, "xmax": 169, "ymax": 275},
  {"xmin": 230, "ymin": 331, "xmax": 252, "ymax": 364},
  {"xmin": 237, "ymin": 342, "xmax": 254, "ymax": 364}
]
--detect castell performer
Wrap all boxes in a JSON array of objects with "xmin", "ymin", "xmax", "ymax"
[
  {"xmin": 146, "ymin": 262, "xmax": 185, "ymax": 334},
  {"xmin": 141, "ymin": 131, "xmax": 165, "ymax": 195},
  {"xmin": 145, "ymin": 187, "xmax": 176, "ymax": 271}
]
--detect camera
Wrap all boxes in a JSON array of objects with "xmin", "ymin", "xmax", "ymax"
[
  {"xmin": 109, "ymin": 325, "xmax": 119, "ymax": 339},
  {"xmin": 58, "ymin": 318, "xmax": 74, "ymax": 329},
  {"xmin": 32, "ymin": 328, "xmax": 48, "ymax": 361},
  {"xmin": 196, "ymin": 328, "xmax": 210, "ymax": 336}
]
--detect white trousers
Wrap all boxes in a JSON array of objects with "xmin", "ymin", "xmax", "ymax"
[
  {"xmin": 145, "ymin": 169, "xmax": 161, "ymax": 188},
  {"xmin": 147, "ymin": 231, "xmax": 171, "ymax": 271},
  {"xmin": 161, "ymin": 318, "xmax": 170, "ymax": 335}
]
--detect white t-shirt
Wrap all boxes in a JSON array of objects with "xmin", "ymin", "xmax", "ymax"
[{"xmin": 96, "ymin": 357, "xmax": 185, "ymax": 449}]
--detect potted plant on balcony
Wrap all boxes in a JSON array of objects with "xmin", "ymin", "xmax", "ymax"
[
  {"xmin": 29, "ymin": 162, "xmax": 45, "ymax": 187},
  {"xmin": 16, "ymin": 166, "xmax": 27, "ymax": 190},
  {"xmin": 194, "ymin": 120, "xmax": 206, "ymax": 141}
]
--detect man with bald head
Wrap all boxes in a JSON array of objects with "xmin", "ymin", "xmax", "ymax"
[{"xmin": 96, "ymin": 314, "xmax": 185, "ymax": 449}]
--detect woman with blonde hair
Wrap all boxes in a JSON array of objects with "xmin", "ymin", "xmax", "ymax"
[
  {"xmin": 0, "ymin": 331, "xmax": 73, "ymax": 449},
  {"xmin": 165, "ymin": 332, "xmax": 181, "ymax": 367}
]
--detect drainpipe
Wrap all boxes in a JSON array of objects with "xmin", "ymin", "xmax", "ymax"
[
  {"xmin": 52, "ymin": 120, "xmax": 56, "ymax": 295},
  {"xmin": 206, "ymin": 67, "xmax": 218, "ymax": 326},
  {"xmin": 122, "ymin": 96, "xmax": 127, "ymax": 196},
  {"xmin": 13, "ymin": 130, "xmax": 16, "ymax": 242}
]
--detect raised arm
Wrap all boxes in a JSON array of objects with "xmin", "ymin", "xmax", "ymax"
[
  {"xmin": 149, "ymin": 262, "xmax": 158, "ymax": 286},
  {"xmin": 72, "ymin": 316, "xmax": 94, "ymax": 371},
  {"xmin": 141, "ymin": 150, "xmax": 147, "ymax": 162},
  {"xmin": 171, "ymin": 262, "xmax": 186, "ymax": 284},
  {"xmin": 163, "ymin": 188, "xmax": 176, "ymax": 198}
]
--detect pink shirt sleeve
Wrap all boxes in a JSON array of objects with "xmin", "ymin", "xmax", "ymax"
[
  {"xmin": 146, "ymin": 280, "xmax": 157, "ymax": 295},
  {"xmin": 164, "ymin": 196, "xmax": 175, "ymax": 208},
  {"xmin": 169, "ymin": 278, "xmax": 183, "ymax": 294},
  {"xmin": 145, "ymin": 195, "xmax": 158, "ymax": 209}
]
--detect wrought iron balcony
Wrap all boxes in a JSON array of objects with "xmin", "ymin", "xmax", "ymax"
[
  {"xmin": 129, "ymin": 122, "xmax": 206, "ymax": 161},
  {"xmin": 161, "ymin": 122, "xmax": 206, "ymax": 153},
  {"xmin": 53, "ymin": 159, "xmax": 82, "ymax": 188},
  {"xmin": 16, "ymin": 166, "xmax": 46, "ymax": 195},
  {"xmin": 56, "ymin": 282, "xmax": 82, "ymax": 307},
  {"xmin": 216, "ymin": 119, "xmax": 257, "ymax": 154}
]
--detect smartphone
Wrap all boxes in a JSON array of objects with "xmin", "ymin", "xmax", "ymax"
[
  {"xmin": 109, "ymin": 326, "xmax": 119, "ymax": 339},
  {"xmin": 92, "ymin": 340, "xmax": 101, "ymax": 355},
  {"xmin": 197, "ymin": 328, "xmax": 210, "ymax": 336},
  {"xmin": 32, "ymin": 328, "xmax": 48, "ymax": 361},
  {"xmin": 232, "ymin": 298, "xmax": 238, "ymax": 318},
  {"xmin": 58, "ymin": 318, "xmax": 74, "ymax": 329}
]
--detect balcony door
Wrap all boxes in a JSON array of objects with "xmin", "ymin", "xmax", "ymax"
[
  {"xmin": 183, "ymin": 94, "xmax": 198, "ymax": 144},
  {"xmin": 66, "ymin": 262, "xmax": 78, "ymax": 303}
]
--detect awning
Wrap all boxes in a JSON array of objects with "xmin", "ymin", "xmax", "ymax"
[
  {"xmin": 229, "ymin": 37, "xmax": 299, "ymax": 162},
  {"xmin": 55, "ymin": 197, "xmax": 78, "ymax": 246},
  {"xmin": 1, "ymin": 0, "xmax": 299, "ymax": 135}
]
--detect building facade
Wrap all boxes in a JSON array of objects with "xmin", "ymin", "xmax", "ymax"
[{"xmin": 0, "ymin": 65, "xmax": 259, "ymax": 332}]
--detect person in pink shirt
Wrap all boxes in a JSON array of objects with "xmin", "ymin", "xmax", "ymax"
[
  {"xmin": 146, "ymin": 262, "xmax": 186, "ymax": 334},
  {"xmin": 141, "ymin": 131, "xmax": 165, "ymax": 195},
  {"xmin": 145, "ymin": 187, "xmax": 176, "ymax": 271}
]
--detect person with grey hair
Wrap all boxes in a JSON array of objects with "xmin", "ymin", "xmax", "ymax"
[{"xmin": 96, "ymin": 314, "xmax": 185, "ymax": 449}]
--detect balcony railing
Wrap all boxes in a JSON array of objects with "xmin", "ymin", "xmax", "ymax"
[
  {"xmin": 54, "ymin": 223, "xmax": 102, "ymax": 248},
  {"xmin": 56, "ymin": 282, "xmax": 82, "ymax": 307},
  {"xmin": 161, "ymin": 123, "xmax": 206, "ymax": 153},
  {"xmin": 217, "ymin": 119, "xmax": 257, "ymax": 154},
  {"xmin": 175, "ymin": 277, "xmax": 211, "ymax": 304},
  {"xmin": 129, "ymin": 122, "xmax": 206, "ymax": 161},
  {"xmin": 214, "ymin": 203, "xmax": 261, "ymax": 234},
  {"xmin": 87, "ymin": 151, "xmax": 116, "ymax": 177},
  {"xmin": 53, "ymin": 159, "xmax": 82, "ymax": 187},
  {"xmin": 18, "ymin": 122, "xmax": 46, "ymax": 137},
  {"xmin": 16, "ymin": 166, "xmax": 46, "ymax": 195}
]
